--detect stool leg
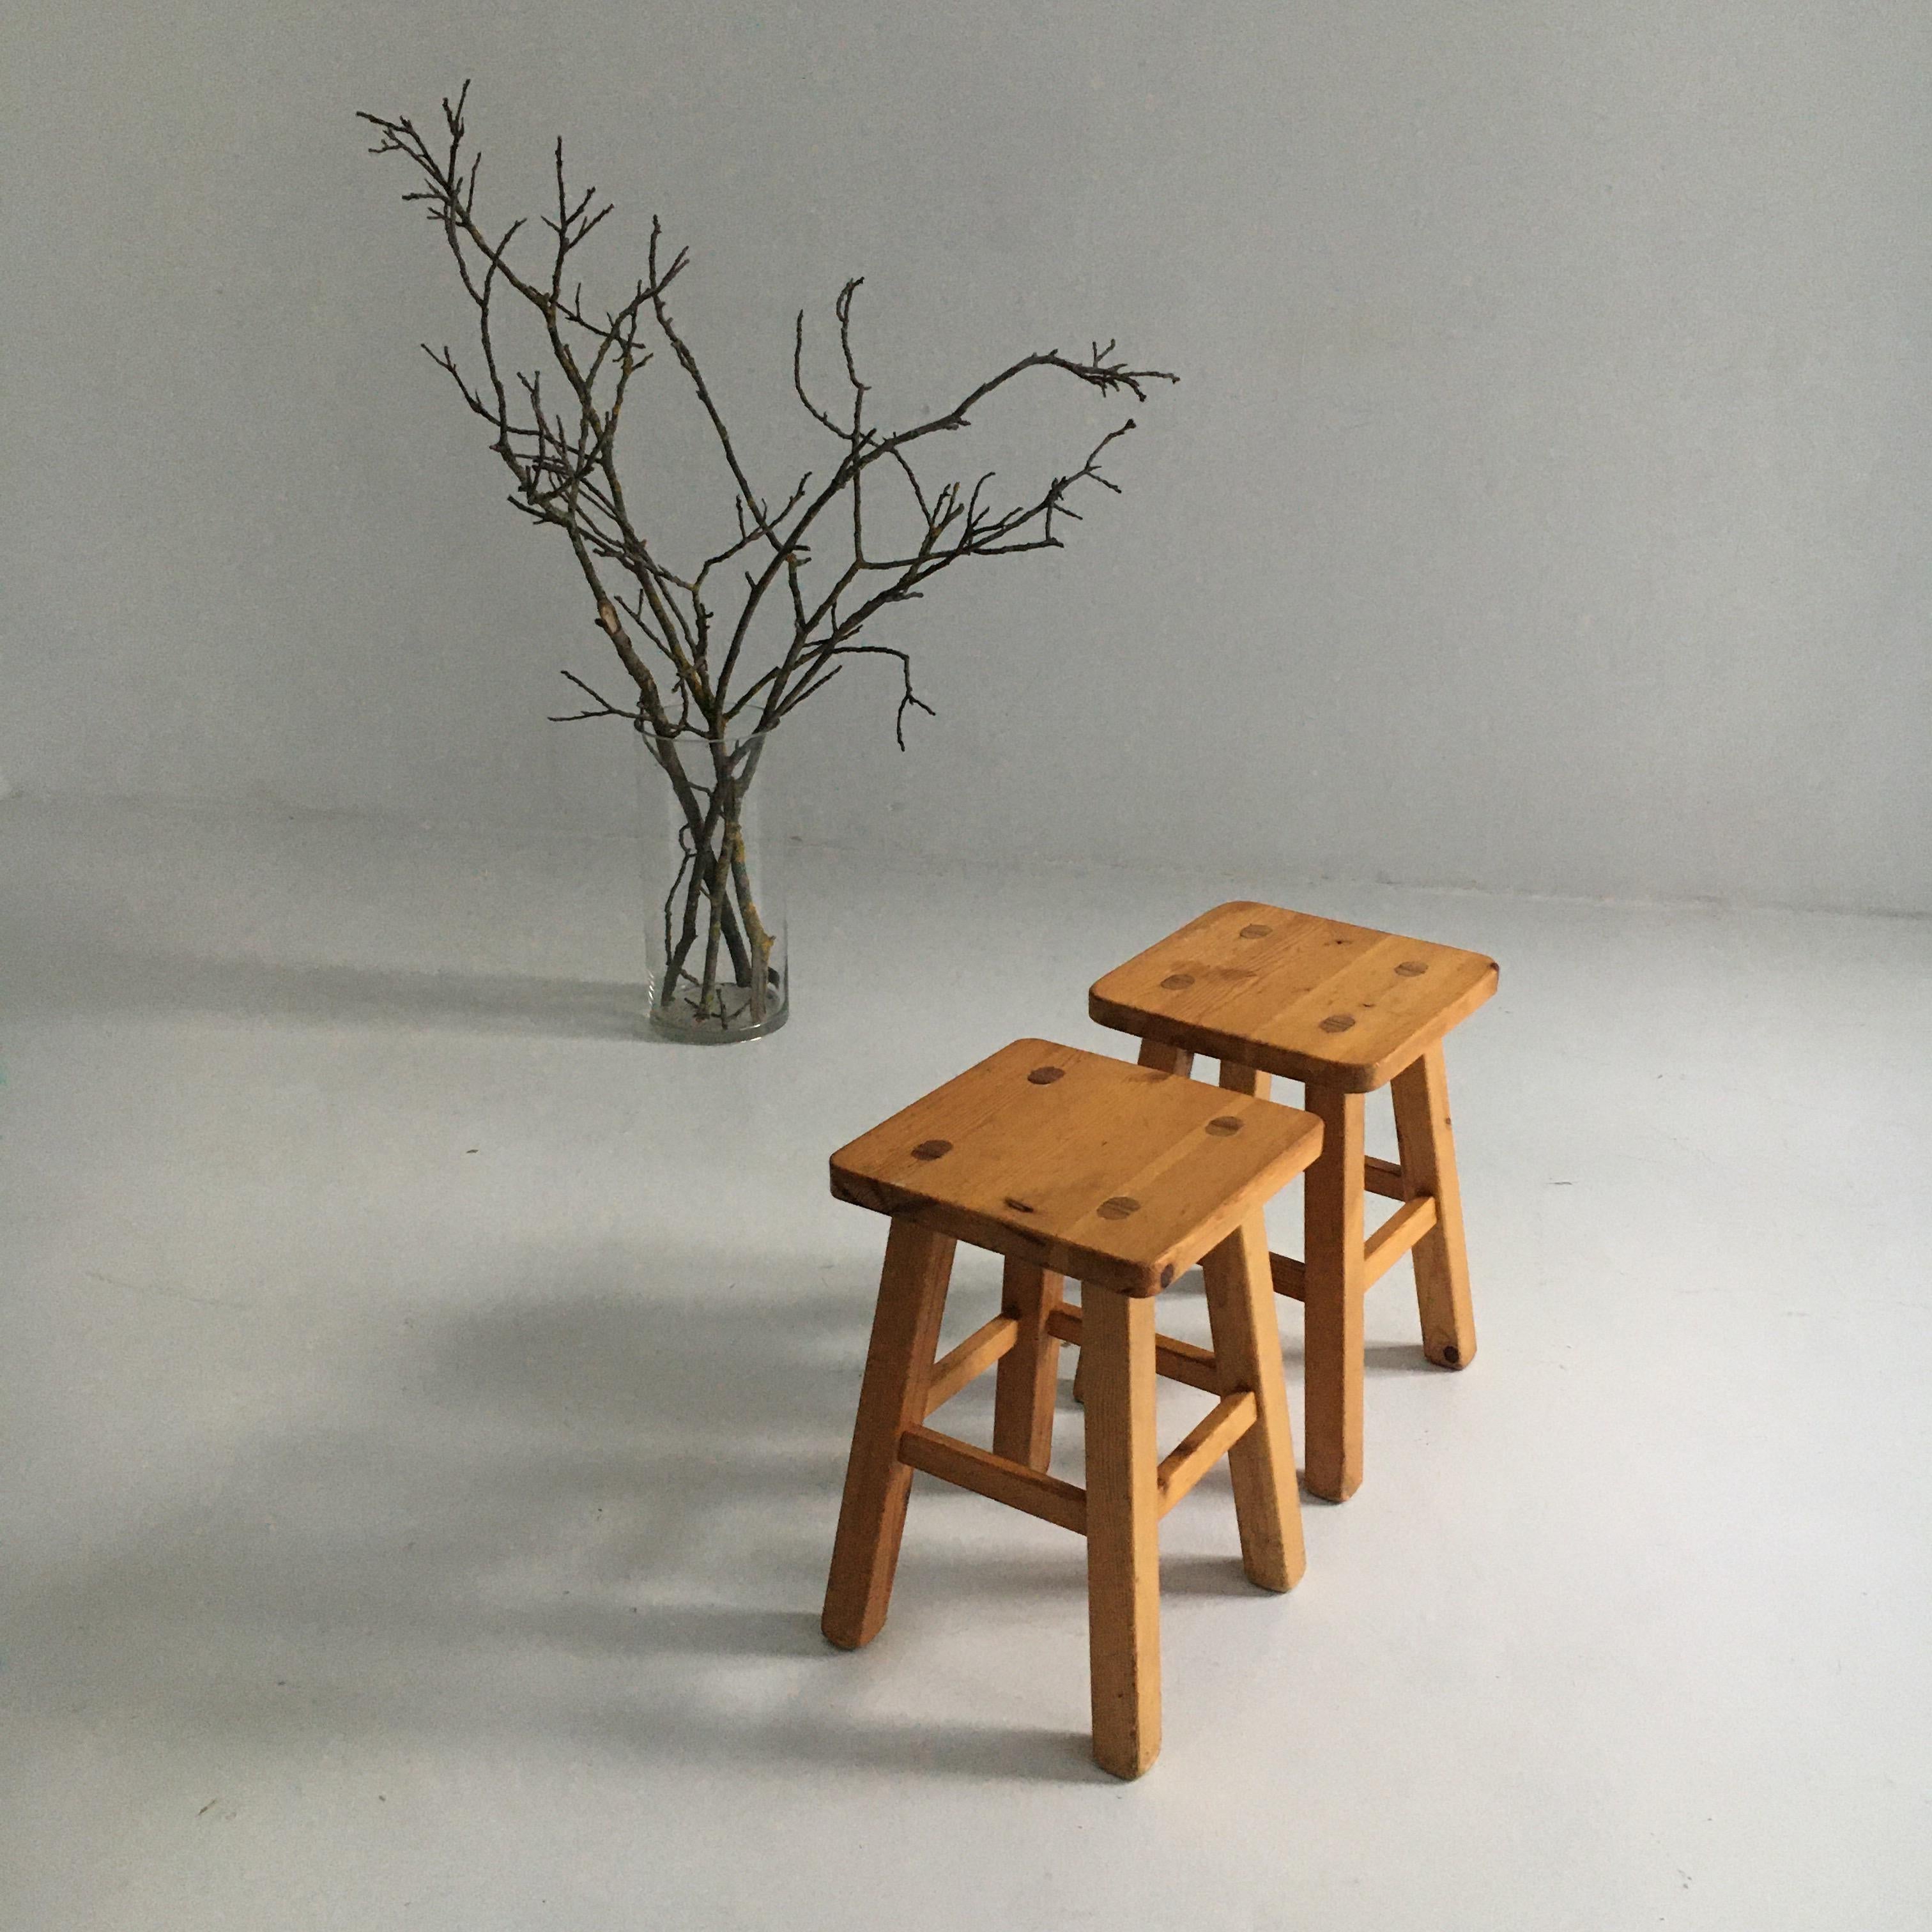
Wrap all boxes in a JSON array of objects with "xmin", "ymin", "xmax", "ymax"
[
  {"xmin": 1137, "ymin": 1036, "xmax": 1195, "ymax": 1078},
  {"xmin": 1217, "ymin": 1059, "xmax": 1271, "ymax": 1100},
  {"xmin": 1201, "ymin": 1214, "xmax": 1306, "ymax": 1590},
  {"xmin": 993, "ymin": 1260, "xmax": 1064, "ymax": 1470},
  {"xmin": 822, "ymin": 1219, "xmax": 956, "ymax": 1650},
  {"xmin": 1391, "ymin": 1042, "xmax": 1477, "ymax": 1370},
  {"xmin": 1082, "ymin": 1285, "xmax": 1162, "ymax": 1779},
  {"xmin": 1304, "ymin": 1085, "xmax": 1366, "ymax": 1502}
]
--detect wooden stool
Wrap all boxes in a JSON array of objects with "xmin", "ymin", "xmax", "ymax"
[
  {"xmin": 1087, "ymin": 903, "xmax": 1497, "ymax": 1503},
  {"xmin": 822, "ymin": 1038, "xmax": 1324, "ymax": 1779}
]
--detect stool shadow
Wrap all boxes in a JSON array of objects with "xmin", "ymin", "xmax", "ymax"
[
  {"xmin": 569, "ymin": 1604, "xmax": 1103, "ymax": 1781},
  {"xmin": 1157, "ymin": 1553, "xmax": 1291, "ymax": 1600},
  {"xmin": 765, "ymin": 1717, "xmax": 1101, "ymax": 1783},
  {"xmin": 1363, "ymin": 1342, "xmax": 1455, "ymax": 1377},
  {"xmin": 6, "ymin": 1247, "xmax": 1118, "ymax": 1786},
  {"xmin": 1270, "ymin": 1337, "xmax": 1444, "ymax": 1379}
]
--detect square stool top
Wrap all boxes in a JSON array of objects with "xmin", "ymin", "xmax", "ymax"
[
  {"xmin": 1089, "ymin": 902, "xmax": 1498, "ymax": 1093},
  {"xmin": 830, "ymin": 1038, "xmax": 1324, "ymax": 1296}
]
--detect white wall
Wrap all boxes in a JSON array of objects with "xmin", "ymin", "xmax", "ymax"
[{"xmin": 4, "ymin": 1, "xmax": 1928, "ymax": 910}]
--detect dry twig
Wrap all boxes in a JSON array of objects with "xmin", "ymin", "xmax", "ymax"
[{"xmin": 360, "ymin": 82, "xmax": 1175, "ymax": 1025}]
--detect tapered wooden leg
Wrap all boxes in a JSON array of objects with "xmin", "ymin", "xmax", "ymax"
[
  {"xmin": 1071, "ymin": 1335, "xmax": 1088, "ymax": 1405},
  {"xmin": 822, "ymin": 1220, "xmax": 956, "ymax": 1650},
  {"xmin": 1137, "ymin": 1036, "xmax": 1195, "ymax": 1078},
  {"xmin": 1082, "ymin": 1286, "xmax": 1162, "ymax": 1779},
  {"xmin": 1217, "ymin": 1059, "xmax": 1271, "ymax": 1099},
  {"xmin": 992, "ymin": 1259, "xmax": 1064, "ymax": 1469},
  {"xmin": 1200, "ymin": 1215, "xmax": 1305, "ymax": 1590},
  {"xmin": 1304, "ymin": 1085, "xmax": 1365, "ymax": 1502},
  {"xmin": 1392, "ymin": 1043, "xmax": 1477, "ymax": 1370}
]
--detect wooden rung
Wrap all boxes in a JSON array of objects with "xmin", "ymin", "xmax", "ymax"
[
  {"xmin": 923, "ymin": 1314, "xmax": 1019, "ymax": 1417},
  {"xmin": 1045, "ymin": 1305, "xmax": 1222, "ymax": 1395},
  {"xmin": 1272, "ymin": 1192, "xmax": 1439, "ymax": 1302},
  {"xmin": 1149, "ymin": 1334, "xmax": 1221, "ymax": 1395},
  {"xmin": 1364, "ymin": 1194, "xmax": 1439, "ymax": 1287},
  {"xmin": 1156, "ymin": 1391, "xmax": 1257, "ymax": 1517},
  {"xmin": 1269, "ymin": 1251, "xmax": 1307, "ymax": 1301},
  {"xmin": 1364, "ymin": 1154, "xmax": 1408, "ymax": 1200},
  {"xmin": 896, "ymin": 1425, "xmax": 1089, "ymax": 1534}
]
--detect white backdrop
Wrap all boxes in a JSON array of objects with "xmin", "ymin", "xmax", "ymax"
[{"xmin": 4, "ymin": 0, "xmax": 1929, "ymax": 911}]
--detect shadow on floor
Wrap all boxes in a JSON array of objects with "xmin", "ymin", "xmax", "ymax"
[
  {"xmin": 5, "ymin": 1243, "xmax": 1130, "ymax": 1784},
  {"xmin": 1363, "ymin": 1342, "xmax": 1456, "ymax": 1377},
  {"xmin": 11, "ymin": 1227, "xmax": 1459, "ymax": 1785},
  {"xmin": 6, "ymin": 938, "xmax": 656, "ymax": 1041}
]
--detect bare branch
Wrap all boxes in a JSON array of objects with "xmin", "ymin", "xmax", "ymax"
[
  {"xmin": 792, "ymin": 310, "xmax": 844, "ymax": 437},
  {"xmin": 548, "ymin": 668, "xmax": 639, "ymax": 723},
  {"xmin": 777, "ymin": 643, "xmax": 935, "ymax": 748},
  {"xmin": 880, "ymin": 342, "xmax": 1177, "ymax": 461},
  {"xmin": 362, "ymin": 81, "xmax": 1174, "ymax": 758}
]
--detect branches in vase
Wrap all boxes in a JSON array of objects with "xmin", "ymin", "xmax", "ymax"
[{"xmin": 360, "ymin": 82, "xmax": 1176, "ymax": 1031}]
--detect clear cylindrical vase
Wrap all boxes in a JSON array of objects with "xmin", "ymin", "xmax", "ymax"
[{"xmin": 638, "ymin": 728, "xmax": 788, "ymax": 1043}]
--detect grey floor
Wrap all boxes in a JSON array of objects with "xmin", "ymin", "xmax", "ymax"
[{"xmin": 4, "ymin": 798, "xmax": 1929, "ymax": 1931}]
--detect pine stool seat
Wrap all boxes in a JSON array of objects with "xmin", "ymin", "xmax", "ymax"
[
  {"xmin": 1089, "ymin": 901, "xmax": 1498, "ymax": 1504},
  {"xmin": 822, "ymin": 1038, "xmax": 1324, "ymax": 1779}
]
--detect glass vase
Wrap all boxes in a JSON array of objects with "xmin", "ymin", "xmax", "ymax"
[{"xmin": 638, "ymin": 728, "xmax": 788, "ymax": 1043}]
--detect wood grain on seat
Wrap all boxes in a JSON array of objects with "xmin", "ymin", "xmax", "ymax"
[
  {"xmin": 829, "ymin": 1038, "xmax": 1324, "ymax": 1296},
  {"xmin": 1089, "ymin": 901, "xmax": 1498, "ymax": 1093}
]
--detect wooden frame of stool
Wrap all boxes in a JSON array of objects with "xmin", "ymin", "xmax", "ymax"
[
  {"xmin": 822, "ymin": 1213, "xmax": 1301, "ymax": 1781},
  {"xmin": 1070, "ymin": 1039, "xmax": 1473, "ymax": 1505},
  {"xmin": 905, "ymin": 1301, "xmax": 1257, "ymax": 1531},
  {"xmin": 1082, "ymin": 903, "xmax": 1494, "ymax": 1503},
  {"xmin": 1108, "ymin": 1036, "xmax": 1476, "ymax": 1503}
]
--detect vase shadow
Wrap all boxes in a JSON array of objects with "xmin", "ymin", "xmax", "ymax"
[{"xmin": 8, "ymin": 937, "xmax": 657, "ymax": 1041}]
